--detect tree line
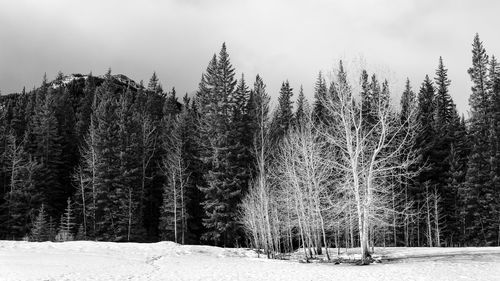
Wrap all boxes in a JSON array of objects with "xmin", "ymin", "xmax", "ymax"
[{"xmin": 0, "ymin": 35, "xmax": 498, "ymax": 258}]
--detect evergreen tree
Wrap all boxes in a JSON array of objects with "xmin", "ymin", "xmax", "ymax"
[
  {"xmin": 270, "ymin": 80, "xmax": 294, "ymax": 145},
  {"xmin": 0, "ymin": 133, "xmax": 41, "ymax": 239},
  {"xmin": 248, "ymin": 75, "xmax": 271, "ymax": 152},
  {"xmin": 427, "ymin": 57, "xmax": 458, "ymax": 245},
  {"xmin": 487, "ymin": 55, "xmax": 500, "ymax": 246},
  {"xmin": 295, "ymin": 86, "xmax": 308, "ymax": 126},
  {"xmin": 116, "ymin": 89, "xmax": 144, "ymax": 241},
  {"xmin": 30, "ymin": 87, "xmax": 64, "ymax": 216},
  {"xmin": 313, "ymin": 72, "xmax": 327, "ymax": 123},
  {"xmin": 412, "ymin": 75, "xmax": 436, "ymax": 245},
  {"xmin": 463, "ymin": 34, "xmax": 493, "ymax": 245},
  {"xmin": 434, "ymin": 57, "xmax": 454, "ymax": 126},
  {"xmin": 47, "ymin": 216, "xmax": 57, "ymax": 241},
  {"xmin": 229, "ymin": 74, "xmax": 253, "ymax": 198},
  {"xmin": 75, "ymin": 73, "xmax": 96, "ymax": 142},
  {"xmin": 75, "ymin": 224, "xmax": 86, "ymax": 240},
  {"xmin": 30, "ymin": 203, "xmax": 48, "ymax": 241},
  {"xmin": 400, "ymin": 78, "xmax": 416, "ymax": 124},
  {"xmin": 197, "ymin": 43, "xmax": 245, "ymax": 246},
  {"xmin": 92, "ymin": 72, "xmax": 122, "ymax": 240},
  {"xmin": 139, "ymin": 74, "xmax": 166, "ymax": 240},
  {"xmin": 56, "ymin": 197, "xmax": 75, "ymax": 241},
  {"xmin": 360, "ymin": 70, "xmax": 373, "ymax": 125},
  {"xmin": 182, "ymin": 95, "xmax": 205, "ymax": 243}
]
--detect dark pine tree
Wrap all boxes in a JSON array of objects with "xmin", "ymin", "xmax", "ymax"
[
  {"xmin": 197, "ymin": 43, "xmax": 245, "ymax": 246},
  {"xmin": 313, "ymin": 72, "xmax": 327, "ymax": 124},
  {"xmin": 295, "ymin": 85, "xmax": 308, "ymax": 127},
  {"xmin": 463, "ymin": 34, "xmax": 493, "ymax": 245},
  {"xmin": 270, "ymin": 80, "xmax": 294, "ymax": 146}
]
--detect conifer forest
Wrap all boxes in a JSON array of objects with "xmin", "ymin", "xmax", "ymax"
[{"xmin": 1, "ymin": 33, "xmax": 500, "ymax": 265}]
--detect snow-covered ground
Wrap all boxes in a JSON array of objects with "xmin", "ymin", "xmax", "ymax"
[{"xmin": 1, "ymin": 241, "xmax": 499, "ymax": 281}]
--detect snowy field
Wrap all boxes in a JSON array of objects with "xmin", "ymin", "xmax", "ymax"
[{"xmin": 1, "ymin": 241, "xmax": 500, "ymax": 281}]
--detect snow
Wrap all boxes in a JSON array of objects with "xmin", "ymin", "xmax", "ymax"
[{"xmin": 1, "ymin": 241, "xmax": 499, "ymax": 281}]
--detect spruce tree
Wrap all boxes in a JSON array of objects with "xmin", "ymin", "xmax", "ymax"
[
  {"xmin": 197, "ymin": 43, "xmax": 245, "ymax": 246},
  {"xmin": 270, "ymin": 80, "xmax": 294, "ymax": 145},
  {"xmin": 295, "ymin": 85, "xmax": 308, "ymax": 127},
  {"xmin": 487, "ymin": 55, "xmax": 500, "ymax": 245},
  {"xmin": 463, "ymin": 34, "xmax": 492, "ymax": 245},
  {"xmin": 360, "ymin": 70, "xmax": 373, "ymax": 125},
  {"xmin": 93, "ymin": 72, "xmax": 122, "ymax": 240},
  {"xmin": 31, "ymin": 203, "xmax": 48, "ymax": 241},
  {"xmin": 56, "ymin": 197, "xmax": 75, "ymax": 241},
  {"xmin": 434, "ymin": 57, "xmax": 454, "ymax": 126},
  {"xmin": 115, "ymin": 89, "xmax": 144, "ymax": 241},
  {"xmin": 432, "ymin": 57, "xmax": 460, "ymax": 245},
  {"xmin": 313, "ymin": 72, "xmax": 327, "ymax": 123},
  {"xmin": 1, "ymin": 133, "xmax": 41, "ymax": 239},
  {"xmin": 400, "ymin": 78, "xmax": 416, "ymax": 124},
  {"xmin": 30, "ymin": 87, "xmax": 64, "ymax": 216},
  {"xmin": 412, "ymin": 75, "xmax": 436, "ymax": 245},
  {"xmin": 248, "ymin": 75, "xmax": 270, "ymax": 151}
]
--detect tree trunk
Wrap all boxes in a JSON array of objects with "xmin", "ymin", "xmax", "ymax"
[
  {"xmin": 433, "ymin": 187, "xmax": 440, "ymax": 247},
  {"xmin": 425, "ymin": 184, "xmax": 433, "ymax": 247}
]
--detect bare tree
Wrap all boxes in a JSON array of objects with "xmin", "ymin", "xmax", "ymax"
[
  {"xmin": 240, "ymin": 65, "xmax": 417, "ymax": 265},
  {"xmin": 320, "ymin": 65, "xmax": 418, "ymax": 263},
  {"xmin": 74, "ymin": 119, "xmax": 98, "ymax": 239},
  {"xmin": 137, "ymin": 113, "xmax": 157, "ymax": 221},
  {"xmin": 160, "ymin": 115, "xmax": 189, "ymax": 244},
  {"xmin": 275, "ymin": 113, "xmax": 334, "ymax": 261}
]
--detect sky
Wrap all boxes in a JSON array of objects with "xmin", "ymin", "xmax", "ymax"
[{"xmin": 1, "ymin": 0, "xmax": 499, "ymax": 114}]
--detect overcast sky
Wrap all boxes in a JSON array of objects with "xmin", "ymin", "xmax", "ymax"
[{"xmin": 1, "ymin": 0, "xmax": 499, "ymax": 113}]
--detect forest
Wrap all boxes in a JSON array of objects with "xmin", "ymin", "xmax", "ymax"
[{"xmin": 0, "ymin": 33, "xmax": 498, "ymax": 264}]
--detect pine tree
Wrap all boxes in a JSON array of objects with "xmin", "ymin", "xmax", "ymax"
[
  {"xmin": 248, "ymin": 75, "xmax": 271, "ymax": 152},
  {"xmin": 434, "ymin": 57, "xmax": 454, "ymax": 126},
  {"xmin": 360, "ymin": 70, "xmax": 373, "ymax": 125},
  {"xmin": 400, "ymin": 78, "xmax": 416, "ymax": 124},
  {"xmin": 92, "ymin": 72, "xmax": 122, "ymax": 240},
  {"xmin": 75, "ymin": 73, "xmax": 96, "ymax": 142},
  {"xmin": 270, "ymin": 80, "xmax": 294, "ymax": 145},
  {"xmin": 430, "ymin": 56, "xmax": 461, "ymax": 245},
  {"xmin": 463, "ymin": 34, "xmax": 493, "ymax": 245},
  {"xmin": 30, "ymin": 87, "xmax": 64, "ymax": 216},
  {"xmin": 295, "ymin": 86, "xmax": 309, "ymax": 127},
  {"xmin": 47, "ymin": 216, "xmax": 57, "ymax": 241},
  {"xmin": 147, "ymin": 72, "xmax": 160, "ymax": 93},
  {"xmin": 56, "ymin": 197, "xmax": 75, "ymax": 241},
  {"xmin": 399, "ymin": 78, "xmax": 416, "ymax": 246},
  {"xmin": 368, "ymin": 74, "xmax": 381, "ymax": 126},
  {"xmin": 230, "ymin": 74, "xmax": 253, "ymax": 198},
  {"xmin": 118, "ymin": 89, "xmax": 145, "ymax": 241},
  {"xmin": 31, "ymin": 203, "xmax": 48, "ymax": 241},
  {"xmin": 412, "ymin": 75, "xmax": 436, "ymax": 245},
  {"xmin": 197, "ymin": 43, "xmax": 246, "ymax": 246},
  {"xmin": 313, "ymin": 72, "xmax": 327, "ymax": 123},
  {"xmin": 487, "ymin": 55, "xmax": 500, "ymax": 245},
  {"xmin": 1, "ymin": 133, "xmax": 41, "ymax": 239},
  {"xmin": 75, "ymin": 224, "xmax": 86, "ymax": 240},
  {"xmin": 182, "ymin": 95, "xmax": 205, "ymax": 243},
  {"xmin": 138, "ymin": 74, "xmax": 166, "ymax": 240}
]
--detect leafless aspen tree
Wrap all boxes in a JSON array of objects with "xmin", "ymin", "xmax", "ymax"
[
  {"xmin": 74, "ymin": 120, "xmax": 98, "ymax": 239},
  {"xmin": 160, "ymin": 115, "xmax": 189, "ymax": 244},
  {"xmin": 320, "ymin": 65, "xmax": 418, "ymax": 263},
  {"xmin": 276, "ymin": 114, "xmax": 333, "ymax": 261}
]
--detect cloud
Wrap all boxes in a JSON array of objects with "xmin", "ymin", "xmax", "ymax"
[{"xmin": 1, "ymin": 0, "xmax": 499, "ymax": 113}]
